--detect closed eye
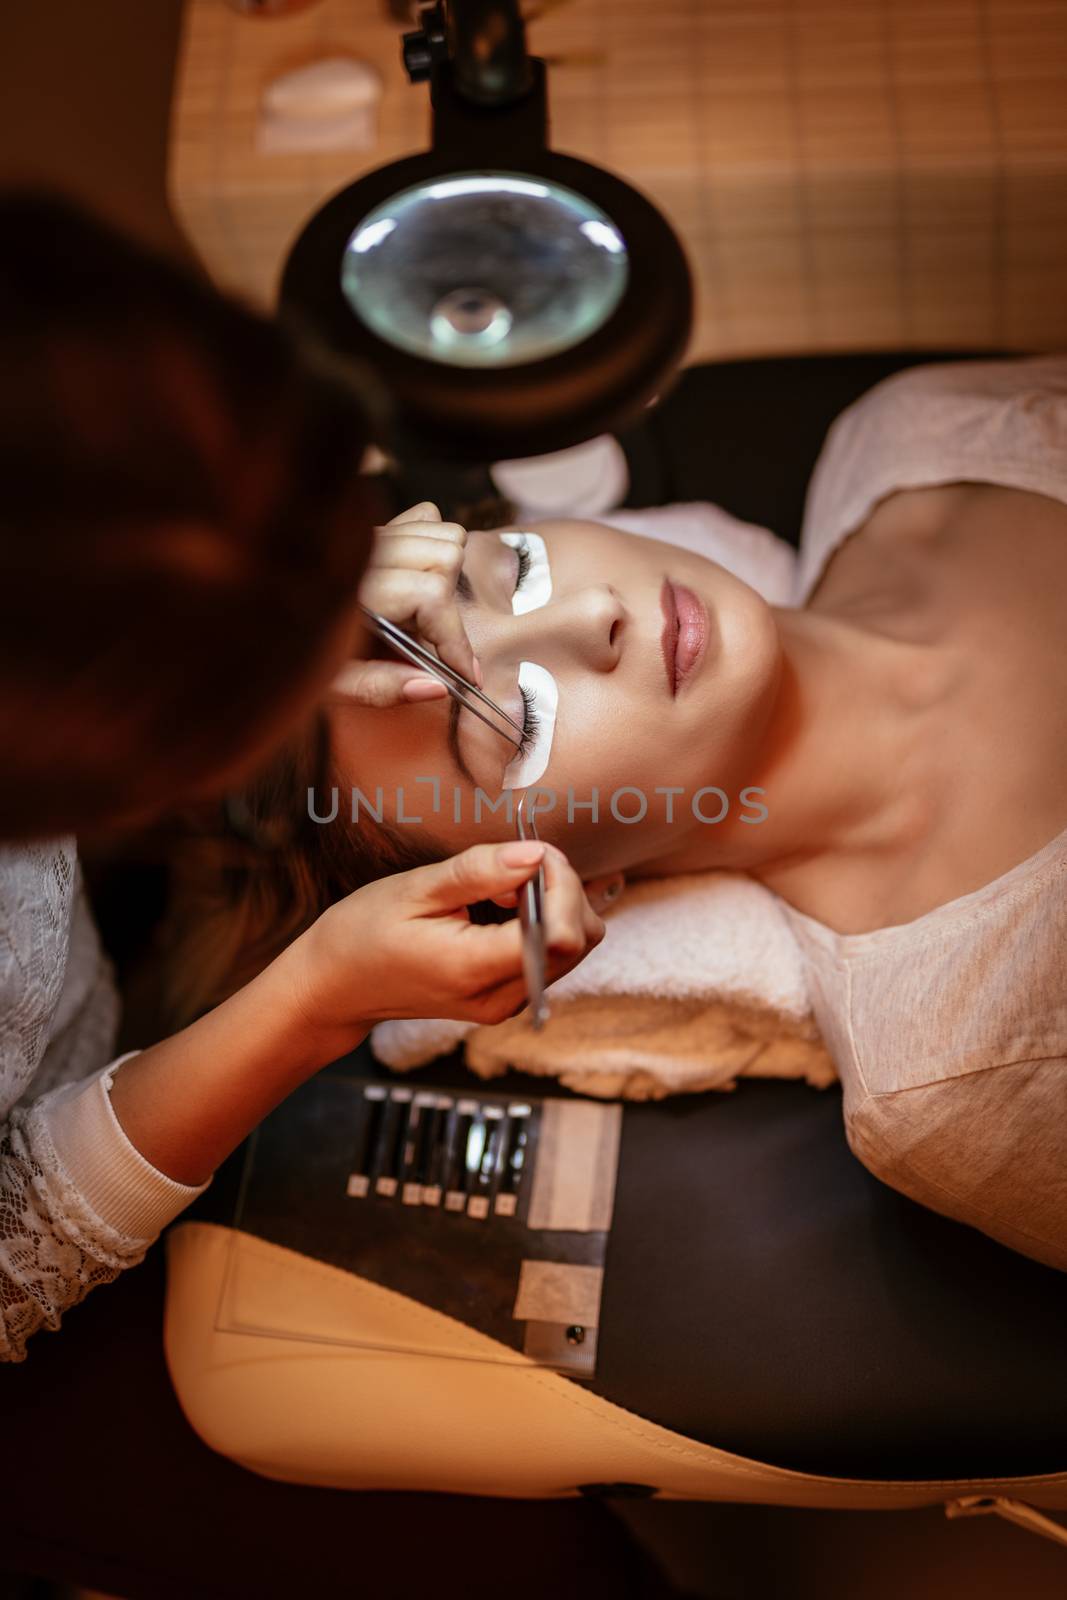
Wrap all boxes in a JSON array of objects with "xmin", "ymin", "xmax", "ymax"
[
  {"xmin": 518, "ymin": 680, "xmax": 540, "ymax": 758},
  {"xmin": 514, "ymin": 538, "xmax": 532, "ymax": 593}
]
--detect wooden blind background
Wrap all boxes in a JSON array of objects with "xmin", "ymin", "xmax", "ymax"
[{"xmin": 171, "ymin": 0, "xmax": 1067, "ymax": 362}]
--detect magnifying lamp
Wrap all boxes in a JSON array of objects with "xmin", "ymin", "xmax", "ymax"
[{"xmin": 280, "ymin": 0, "xmax": 694, "ymax": 462}]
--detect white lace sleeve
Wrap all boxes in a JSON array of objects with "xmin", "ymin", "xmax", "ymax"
[
  {"xmin": 0, "ymin": 1097, "xmax": 146, "ymax": 1359},
  {"xmin": 0, "ymin": 841, "xmax": 204, "ymax": 1361}
]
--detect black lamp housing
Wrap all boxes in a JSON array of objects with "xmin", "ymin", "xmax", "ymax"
[{"xmin": 280, "ymin": 1, "xmax": 694, "ymax": 463}]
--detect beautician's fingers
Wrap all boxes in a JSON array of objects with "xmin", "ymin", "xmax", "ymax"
[
  {"xmin": 413, "ymin": 840, "xmax": 549, "ymax": 918},
  {"xmin": 488, "ymin": 860, "xmax": 624, "ymax": 918},
  {"xmin": 353, "ymin": 503, "xmax": 479, "ymax": 687},
  {"xmin": 369, "ymin": 527, "xmax": 468, "ymax": 568},
  {"xmin": 539, "ymin": 844, "xmax": 606, "ymax": 961},
  {"xmin": 385, "ymin": 500, "xmax": 446, "ymax": 529},
  {"xmin": 357, "ymin": 562, "xmax": 481, "ymax": 689},
  {"xmin": 373, "ymin": 506, "xmax": 469, "ymax": 579},
  {"xmin": 412, "ymin": 841, "xmax": 603, "ymax": 1005},
  {"xmin": 465, "ymin": 854, "xmax": 608, "ymax": 1024},
  {"xmin": 463, "ymin": 977, "xmax": 535, "ymax": 1028},
  {"xmin": 328, "ymin": 658, "xmax": 448, "ymax": 709}
]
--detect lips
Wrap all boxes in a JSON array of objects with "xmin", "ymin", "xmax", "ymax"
[{"xmin": 660, "ymin": 578, "xmax": 708, "ymax": 695}]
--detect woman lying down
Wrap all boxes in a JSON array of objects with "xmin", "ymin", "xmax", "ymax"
[{"xmin": 171, "ymin": 355, "xmax": 1067, "ymax": 1272}]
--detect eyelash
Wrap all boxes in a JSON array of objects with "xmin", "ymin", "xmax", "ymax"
[
  {"xmin": 510, "ymin": 537, "xmax": 537, "ymax": 755},
  {"xmin": 518, "ymin": 682, "xmax": 540, "ymax": 758}
]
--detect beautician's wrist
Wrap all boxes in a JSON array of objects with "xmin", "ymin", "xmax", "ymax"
[{"xmin": 268, "ymin": 927, "xmax": 371, "ymax": 1068}]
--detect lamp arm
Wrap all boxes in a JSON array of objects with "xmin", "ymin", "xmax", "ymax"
[{"xmin": 445, "ymin": 0, "xmax": 533, "ymax": 106}]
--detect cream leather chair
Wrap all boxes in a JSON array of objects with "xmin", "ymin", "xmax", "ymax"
[{"xmin": 166, "ymin": 1068, "xmax": 1067, "ymax": 1545}]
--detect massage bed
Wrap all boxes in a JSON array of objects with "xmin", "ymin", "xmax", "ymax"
[{"xmin": 164, "ymin": 352, "xmax": 1067, "ymax": 1544}]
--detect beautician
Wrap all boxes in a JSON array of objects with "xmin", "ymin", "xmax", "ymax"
[{"xmin": 0, "ymin": 194, "xmax": 605, "ymax": 1362}]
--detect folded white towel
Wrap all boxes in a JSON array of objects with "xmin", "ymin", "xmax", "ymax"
[{"xmin": 371, "ymin": 502, "xmax": 835, "ymax": 1100}]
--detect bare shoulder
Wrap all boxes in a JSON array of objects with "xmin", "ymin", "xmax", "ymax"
[
  {"xmin": 805, "ymin": 486, "xmax": 971, "ymax": 615},
  {"xmin": 812, "ymin": 481, "xmax": 1067, "ymax": 611}
]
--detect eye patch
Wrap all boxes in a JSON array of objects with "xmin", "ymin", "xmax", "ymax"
[
  {"xmin": 499, "ymin": 530, "xmax": 552, "ymax": 613},
  {"xmin": 503, "ymin": 660, "xmax": 558, "ymax": 790}
]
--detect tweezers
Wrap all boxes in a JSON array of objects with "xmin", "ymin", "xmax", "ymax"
[
  {"xmin": 359, "ymin": 604, "xmax": 524, "ymax": 748},
  {"xmin": 358, "ymin": 602, "xmax": 549, "ymax": 1030},
  {"xmin": 515, "ymin": 792, "xmax": 549, "ymax": 1030}
]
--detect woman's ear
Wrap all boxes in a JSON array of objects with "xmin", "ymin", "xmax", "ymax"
[{"xmin": 583, "ymin": 872, "xmax": 625, "ymax": 916}]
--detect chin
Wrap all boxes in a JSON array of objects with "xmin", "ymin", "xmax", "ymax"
[{"xmin": 706, "ymin": 574, "xmax": 782, "ymax": 753}]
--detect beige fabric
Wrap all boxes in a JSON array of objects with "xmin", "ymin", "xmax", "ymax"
[
  {"xmin": 783, "ymin": 357, "xmax": 1067, "ymax": 1271},
  {"xmin": 166, "ymin": 1221, "xmax": 1067, "ymax": 1509}
]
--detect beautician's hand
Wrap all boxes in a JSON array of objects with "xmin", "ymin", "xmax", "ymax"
[
  {"xmin": 106, "ymin": 842, "xmax": 608, "ymax": 1191},
  {"xmin": 330, "ymin": 501, "xmax": 480, "ymax": 708},
  {"xmin": 492, "ymin": 868, "xmax": 625, "ymax": 918},
  {"xmin": 285, "ymin": 840, "xmax": 607, "ymax": 1039}
]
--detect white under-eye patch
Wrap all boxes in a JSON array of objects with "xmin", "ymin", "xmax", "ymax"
[
  {"xmin": 503, "ymin": 661, "xmax": 558, "ymax": 790},
  {"xmin": 499, "ymin": 530, "xmax": 552, "ymax": 613}
]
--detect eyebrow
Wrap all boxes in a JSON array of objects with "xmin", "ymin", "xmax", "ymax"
[
  {"xmin": 445, "ymin": 540, "xmax": 514, "ymax": 783},
  {"xmin": 447, "ymin": 695, "xmax": 477, "ymax": 785},
  {"xmin": 445, "ymin": 550, "xmax": 481, "ymax": 780}
]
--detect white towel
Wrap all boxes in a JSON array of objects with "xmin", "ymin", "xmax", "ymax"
[{"xmin": 370, "ymin": 501, "xmax": 834, "ymax": 1100}]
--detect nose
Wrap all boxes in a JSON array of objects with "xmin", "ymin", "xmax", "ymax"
[{"xmin": 517, "ymin": 583, "xmax": 626, "ymax": 672}]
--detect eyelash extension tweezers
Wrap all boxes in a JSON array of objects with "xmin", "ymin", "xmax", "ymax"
[{"xmin": 358, "ymin": 604, "xmax": 525, "ymax": 747}]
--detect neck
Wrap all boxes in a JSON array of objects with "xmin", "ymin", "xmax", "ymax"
[{"xmin": 647, "ymin": 605, "xmax": 950, "ymax": 886}]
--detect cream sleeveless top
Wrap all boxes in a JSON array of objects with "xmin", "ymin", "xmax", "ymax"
[{"xmin": 780, "ymin": 356, "xmax": 1067, "ymax": 1272}]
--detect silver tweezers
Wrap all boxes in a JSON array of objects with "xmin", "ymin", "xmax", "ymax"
[{"xmin": 358, "ymin": 603, "xmax": 550, "ymax": 1029}]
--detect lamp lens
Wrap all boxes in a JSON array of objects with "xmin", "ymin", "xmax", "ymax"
[{"xmin": 340, "ymin": 172, "xmax": 629, "ymax": 368}]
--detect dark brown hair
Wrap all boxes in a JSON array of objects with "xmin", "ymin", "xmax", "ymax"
[
  {"xmin": 0, "ymin": 191, "xmax": 387, "ymax": 840},
  {"xmin": 162, "ymin": 720, "xmax": 442, "ymax": 1026}
]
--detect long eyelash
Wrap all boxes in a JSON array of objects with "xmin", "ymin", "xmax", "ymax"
[
  {"xmin": 518, "ymin": 682, "xmax": 540, "ymax": 758},
  {"xmin": 514, "ymin": 537, "xmax": 532, "ymax": 590}
]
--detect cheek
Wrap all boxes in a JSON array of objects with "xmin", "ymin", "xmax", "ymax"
[
  {"xmin": 541, "ymin": 812, "xmax": 671, "ymax": 880},
  {"xmin": 532, "ymin": 736, "xmax": 686, "ymax": 875}
]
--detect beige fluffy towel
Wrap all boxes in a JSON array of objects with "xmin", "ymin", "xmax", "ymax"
[{"xmin": 371, "ymin": 872, "xmax": 836, "ymax": 1101}]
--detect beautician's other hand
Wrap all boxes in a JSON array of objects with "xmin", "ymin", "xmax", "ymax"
[
  {"xmin": 330, "ymin": 501, "xmax": 480, "ymax": 708},
  {"xmin": 492, "ymin": 868, "xmax": 625, "ymax": 918},
  {"xmin": 284, "ymin": 840, "xmax": 606, "ymax": 1042},
  {"xmin": 106, "ymin": 841, "xmax": 606, "ymax": 1191}
]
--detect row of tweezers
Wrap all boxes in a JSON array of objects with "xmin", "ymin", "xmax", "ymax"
[{"xmin": 346, "ymin": 1084, "xmax": 532, "ymax": 1220}]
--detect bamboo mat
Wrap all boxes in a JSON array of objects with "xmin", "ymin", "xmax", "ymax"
[{"xmin": 170, "ymin": 0, "xmax": 1067, "ymax": 361}]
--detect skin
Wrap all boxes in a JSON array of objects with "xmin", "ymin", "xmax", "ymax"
[
  {"xmin": 329, "ymin": 484, "xmax": 1067, "ymax": 936},
  {"xmin": 329, "ymin": 516, "xmax": 783, "ymax": 883}
]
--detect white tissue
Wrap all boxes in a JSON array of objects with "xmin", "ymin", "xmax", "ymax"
[{"xmin": 258, "ymin": 58, "xmax": 382, "ymax": 155}]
